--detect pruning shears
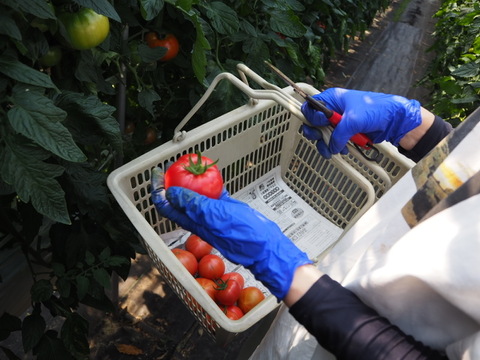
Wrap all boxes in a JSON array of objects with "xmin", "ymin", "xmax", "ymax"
[{"xmin": 265, "ymin": 61, "xmax": 380, "ymax": 162}]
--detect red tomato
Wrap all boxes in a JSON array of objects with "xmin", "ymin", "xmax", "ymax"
[
  {"xmin": 220, "ymin": 272, "xmax": 245, "ymax": 290},
  {"xmin": 125, "ymin": 121, "xmax": 135, "ymax": 135},
  {"xmin": 165, "ymin": 152, "xmax": 223, "ymax": 199},
  {"xmin": 144, "ymin": 31, "xmax": 158, "ymax": 44},
  {"xmin": 237, "ymin": 287, "xmax": 265, "ymax": 314},
  {"xmin": 196, "ymin": 278, "xmax": 217, "ymax": 301},
  {"xmin": 214, "ymin": 278, "xmax": 241, "ymax": 306},
  {"xmin": 146, "ymin": 33, "xmax": 180, "ymax": 61},
  {"xmin": 144, "ymin": 127, "xmax": 157, "ymax": 144},
  {"xmin": 220, "ymin": 305, "xmax": 244, "ymax": 320},
  {"xmin": 198, "ymin": 254, "xmax": 225, "ymax": 280},
  {"xmin": 185, "ymin": 234, "xmax": 213, "ymax": 261},
  {"xmin": 171, "ymin": 248, "xmax": 198, "ymax": 276}
]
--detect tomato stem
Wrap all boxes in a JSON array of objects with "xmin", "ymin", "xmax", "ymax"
[
  {"xmin": 183, "ymin": 151, "xmax": 218, "ymax": 175},
  {"xmin": 214, "ymin": 278, "xmax": 228, "ymax": 291}
]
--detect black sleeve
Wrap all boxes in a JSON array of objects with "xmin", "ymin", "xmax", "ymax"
[
  {"xmin": 398, "ymin": 115, "xmax": 453, "ymax": 162},
  {"xmin": 289, "ymin": 275, "xmax": 448, "ymax": 360}
]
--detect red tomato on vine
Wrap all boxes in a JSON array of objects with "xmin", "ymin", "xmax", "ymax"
[
  {"xmin": 165, "ymin": 152, "xmax": 223, "ymax": 199},
  {"xmin": 145, "ymin": 32, "xmax": 180, "ymax": 61}
]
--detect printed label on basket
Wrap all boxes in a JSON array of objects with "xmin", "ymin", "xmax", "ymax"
[{"xmin": 233, "ymin": 167, "xmax": 342, "ymax": 260}]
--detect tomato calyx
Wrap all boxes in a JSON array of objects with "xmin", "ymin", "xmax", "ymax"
[
  {"xmin": 213, "ymin": 278, "xmax": 230, "ymax": 291},
  {"xmin": 184, "ymin": 151, "xmax": 218, "ymax": 176}
]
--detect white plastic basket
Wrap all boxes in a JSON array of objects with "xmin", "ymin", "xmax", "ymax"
[{"xmin": 107, "ymin": 64, "xmax": 414, "ymax": 345}]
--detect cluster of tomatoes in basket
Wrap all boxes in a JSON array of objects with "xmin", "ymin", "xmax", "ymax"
[{"xmin": 172, "ymin": 234, "xmax": 265, "ymax": 320}]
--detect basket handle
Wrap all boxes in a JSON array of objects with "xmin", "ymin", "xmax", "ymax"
[{"xmin": 172, "ymin": 66, "xmax": 308, "ymax": 142}]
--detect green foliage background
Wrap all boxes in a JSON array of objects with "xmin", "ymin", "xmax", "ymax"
[{"xmin": 425, "ymin": 0, "xmax": 480, "ymax": 126}]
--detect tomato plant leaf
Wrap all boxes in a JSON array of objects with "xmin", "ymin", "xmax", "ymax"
[
  {"xmin": 451, "ymin": 62, "xmax": 479, "ymax": 78},
  {"xmin": 31, "ymin": 279, "xmax": 54, "ymax": 302},
  {"xmin": 21, "ymin": 313, "xmax": 46, "ymax": 352},
  {"xmin": 60, "ymin": 314, "xmax": 89, "ymax": 358},
  {"xmin": 137, "ymin": 43, "xmax": 167, "ymax": 62},
  {"xmin": 0, "ymin": 56, "xmax": 57, "ymax": 90},
  {"xmin": 0, "ymin": 345, "xmax": 21, "ymax": 360},
  {"xmin": 55, "ymin": 277, "xmax": 71, "ymax": 298},
  {"xmin": 451, "ymin": 95, "xmax": 478, "ymax": 104},
  {"xmin": 74, "ymin": 52, "xmax": 115, "ymax": 95},
  {"xmin": 138, "ymin": 88, "xmax": 161, "ymax": 117},
  {"xmin": 170, "ymin": 0, "xmax": 195, "ymax": 12},
  {"xmin": 189, "ymin": 15, "xmax": 210, "ymax": 82},
  {"xmin": 0, "ymin": 136, "xmax": 70, "ymax": 224},
  {"xmin": 243, "ymin": 37, "xmax": 269, "ymax": 70},
  {"xmin": 84, "ymin": 251, "xmax": 95, "ymax": 266},
  {"xmin": 107, "ymin": 255, "xmax": 130, "ymax": 267},
  {"xmin": 269, "ymin": 10, "xmax": 307, "ymax": 38},
  {"xmin": 0, "ymin": 14, "xmax": 22, "ymax": 40},
  {"xmin": 64, "ymin": 163, "xmax": 110, "ymax": 217},
  {"xmin": 76, "ymin": 276, "xmax": 89, "ymax": 300},
  {"xmin": 139, "ymin": 0, "xmax": 164, "ymax": 21},
  {"xmin": 0, "ymin": 313, "xmax": 21, "ymax": 341},
  {"xmin": 8, "ymin": 86, "xmax": 87, "ymax": 163},
  {"xmin": 55, "ymin": 92, "xmax": 123, "ymax": 154},
  {"xmin": 204, "ymin": 2, "xmax": 239, "ymax": 35},
  {"xmin": 72, "ymin": 0, "xmax": 121, "ymax": 22},
  {"xmin": 93, "ymin": 268, "xmax": 111, "ymax": 289},
  {"xmin": 15, "ymin": 0, "xmax": 55, "ymax": 20},
  {"xmin": 35, "ymin": 330, "xmax": 73, "ymax": 360}
]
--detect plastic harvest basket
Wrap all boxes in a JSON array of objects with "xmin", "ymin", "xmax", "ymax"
[{"xmin": 107, "ymin": 64, "xmax": 414, "ymax": 345}]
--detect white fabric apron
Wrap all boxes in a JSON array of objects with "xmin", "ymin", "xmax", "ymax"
[{"xmin": 250, "ymin": 108, "xmax": 480, "ymax": 360}]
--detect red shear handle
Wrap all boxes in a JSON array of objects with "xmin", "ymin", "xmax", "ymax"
[
  {"xmin": 328, "ymin": 111, "xmax": 373, "ymax": 149},
  {"xmin": 305, "ymin": 95, "xmax": 374, "ymax": 150}
]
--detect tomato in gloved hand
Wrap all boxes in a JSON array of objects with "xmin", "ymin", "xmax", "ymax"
[{"xmin": 165, "ymin": 152, "xmax": 223, "ymax": 199}]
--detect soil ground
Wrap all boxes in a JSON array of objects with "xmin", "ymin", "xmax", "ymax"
[{"xmin": 0, "ymin": 0, "xmax": 441, "ymax": 359}]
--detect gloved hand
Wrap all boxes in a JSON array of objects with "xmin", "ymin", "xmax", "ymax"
[
  {"xmin": 301, "ymin": 88, "xmax": 422, "ymax": 158},
  {"xmin": 151, "ymin": 167, "xmax": 312, "ymax": 300}
]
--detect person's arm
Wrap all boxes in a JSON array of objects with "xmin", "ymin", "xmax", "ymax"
[
  {"xmin": 285, "ymin": 265, "xmax": 448, "ymax": 360},
  {"xmin": 151, "ymin": 178, "xmax": 448, "ymax": 359},
  {"xmin": 398, "ymin": 108, "xmax": 453, "ymax": 162}
]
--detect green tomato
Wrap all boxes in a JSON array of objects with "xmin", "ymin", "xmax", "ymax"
[
  {"xmin": 58, "ymin": 8, "xmax": 110, "ymax": 50},
  {"xmin": 39, "ymin": 46, "xmax": 62, "ymax": 67}
]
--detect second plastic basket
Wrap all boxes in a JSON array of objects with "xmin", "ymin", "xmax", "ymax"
[{"xmin": 107, "ymin": 64, "xmax": 414, "ymax": 345}]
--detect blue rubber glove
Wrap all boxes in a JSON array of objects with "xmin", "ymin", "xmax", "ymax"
[
  {"xmin": 151, "ymin": 167, "xmax": 312, "ymax": 300},
  {"xmin": 300, "ymin": 88, "xmax": 422, "ymax": 158}
]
